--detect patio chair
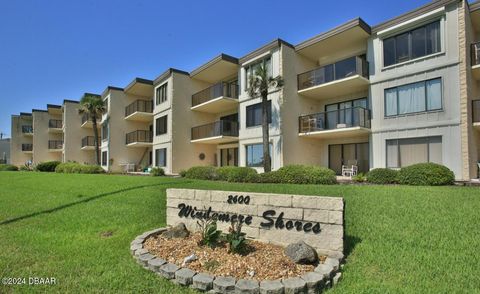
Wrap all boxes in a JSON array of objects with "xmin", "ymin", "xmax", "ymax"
[{"xmin": 342, "ymin": 160, "xmax": 358, "ymax": 178}]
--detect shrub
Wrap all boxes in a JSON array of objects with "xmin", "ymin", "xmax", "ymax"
[
  {"xmin": 150, "ymin": 167, "xmax": 165, "ymax": 177},
  {"xmin": 226, "ymin": 221, "xmax": 248, "ymax": 254},
  {"xmin": 19, "ymin": 165, "xmax": 32, "ymax": 171},
  {"xmin": 366, "ymin": 168, "xmax": 398, "ymax": 184},
  {"xmin": 185, "ymin": 166, "xmax": 218, "ymax": 180},
  {"xmin": 179, "ymin": 170, "xmax": 187, "ymax": 177},
  {"xmin": 256, "ymin": 171, "xmax": 281, "ymax": 183},
  {"xmin": 217, "ymin": 166, "xmax": 258, "ymax": 182},
  {"xmin": 268, "ymin": 165, "xmax": 337, "ymax": 185},
  {"xmin": 35, "ymin": 161, "xmax": 61, "ymax": 172},
  {"xmin": 197, "ymin": 218, "xmax": 221, "ymax": 248},
  {"xmin": 0, "ymin": 164, "xmax": 18, "ymax": 171},
  {"xmin": 352, "ymin": 172, "xmax": 367, "ymax": 183},
  {"xmin": 397, "ymin": 163, "xmax": 455, "ymax": 186},
  {"xmin": 55, "ymin": 162, "xmax": 104, "ymax": 174}
]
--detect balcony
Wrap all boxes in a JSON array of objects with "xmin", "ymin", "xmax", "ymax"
[
  {"xmin": 48, "ymin": 119, "xmax": 63, "ymax": 133},
  {"xmin": 48, "ymin": 140, "xmax": 63, "ymax": 151},
  {"xmin": 299, "ymin": 107, "xmax": 371, "ymax": 139},
  {"xmin": 81, "ymin": 136, "xmax": 100, "ymax": 150},
  {"xmin": 472, "ymin": 42, "xmax": 480, "ymax": 80},
  {"xmin": 298, "ymin": 56, "xmax": 369, "ymax": 99},
  {"xmin": 22, "ymin": 143, "xmax": 33, "ymax": 153},
  {"xmin": 125, "ymin": 100, "xmax": 153, "ymax": 122},
  {"xmin": 125, "ymin": 130, "xmax": 152, "ymax": 147},
  {"xmin": 191, "ymin": 82, "xmax": 239, "ymax": 113},
  {"xmin": 81, "ymin": 113, "xmax": 100, "ymax": 128},
  {"xmin": 22, "ymin": 125, "xmax": 33, "ymax": 136},
  {"xmin": 473, "ymin": 100, "xmax": 480, "ymax": 130},
  {"xmin": 191, "ymin": 120, "xmax": 239, "ymax": 144}
]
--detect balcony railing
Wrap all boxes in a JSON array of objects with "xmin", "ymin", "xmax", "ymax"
[
  {"xmin": 81, "ymin": 136, "xmax": 100, "ymax": 147},
  {"xmin": 81, "ymin": 113, "xmax": 100, "ymax": 125},
  {"xmin": 48, "ymin": 140, "xmax": 63, "ymax": 149},
  {"xmin": 22, "ymin": 125, "xmax": 33, "ymax": 134},
  {"xmin": 191, "ymin": 120, "xmax": 239, "ymax": 141},
  {"xmin": 473, "ymin": 42, "xmax": 480, "ymax": 66},
  {"xmin": 473, "ymin": 100, "xmax": 480, "ymax": 123},
  {"xmin": 192, "ymin": 82, "xmax": 238, "ymax": 107},
  {"xmin": 125, "ymin": 130, "xmax": 153, "ymax": 145},
  {"xmin": 299, "ymin": 107, "xmax": 371, "ymax": 133},
  {"xmin": 22, "ymin": 144, "xmax": 33, "ymax": 151},
  {"xmin": 298, "ymin": 55, "xmax": 369, "ymax": 91},
  {"xmin": 125, "ymin": 100, "xmax": 153, "ymax": 117},
  {"xmin": 49, "ymin": 119, "xmax": 63, "ymax": 128}
]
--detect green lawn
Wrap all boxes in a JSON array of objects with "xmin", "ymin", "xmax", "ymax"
[{"xmin": 0, "ymin": 172, "xmax": 479, "ymax": 293}]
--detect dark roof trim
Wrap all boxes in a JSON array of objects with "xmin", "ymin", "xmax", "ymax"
[
  {"xmin": 47, "ymin": 104, "xmax": 61, "ymax": 109},
  {"xmin": 32, "ymin": 109, "xmax": 48, "ymax": 113},
  {"xmin": 239, "ymin": 39, "xmax": 294, "ymax": 64},
  {"xmin": 63, "ymin": 99, "xmax": 79, "ymax": 104},
  {"xmin": 190, "ymin": 54, "xmax": 239, "ymax": 77},
  {"xmin": 372, "ymin": 0, "xmax": 460, "ymax": 33},
  {"xmin": 20, "ymin": 112, "xmax": 32, "ymax": 116},
  {"xmin": 101, "ymin": 86, "xmax": 124, "ymax": 97},
  {"xmin": 124, "ymin": 77, "xmax": 153, "ymax": 92},
  {"xmin": 83, "ymin": 92, "xmax": 101, "ymax": 98},
  {"xmin": 153, "ymin": 68, "xmax": 189, "ymax": 85},
  {"xmin": 470, "ymin": 0, "xmax": 480, "ymax": 12},
  {"xmin": 295, "ymin": 18, "xmax": 371, "ymax": 51}
]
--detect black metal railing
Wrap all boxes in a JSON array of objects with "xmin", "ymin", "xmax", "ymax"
[
  {"xmin": 298, "ymin": 55, "xmax": 369, "ymax": 91},
  {"xmin": 191, "ymin": 120, "xmax": 239, "ymax": 141},
  {"xmin": 192, "ymin": 82, "xmax": 238, "ymax": 107},
  {"xmin": 125, "ymin": 100, "xmax": 153, "ymax": 117},
  {"xmin": 473, "ymin": 100, "xmax": 480, "ymax": 123},
  {"xmin": 49, "ymin": 119, "xmax": 63, "ymax": 128},
  {"xmin": 81, "ymin": 136, "xmax": 100, "ymax": 147},
  {"xmin": 125, "ymin": 130, "xmax": 153, "ymax": 145},
  {"xmin": 48, "ymin": 140, "xmax": 63, "ymax": 149},
  {"xmin": 21, "ymin": 144, "xmax": 33, "ymax": 151},
  {"xmin": 473, "ymin": 42, "xmax": 480, "ymax": 66},
  {"xmin": 299, "ymin": 107, "xmax": 371, "ymax": 133},
  {"xmin": 22, "ymin": 125, "xmax": 33, "ymax": 134}
]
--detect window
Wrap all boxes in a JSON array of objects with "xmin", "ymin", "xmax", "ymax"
[
  {"xmin": 246, "ymin": 101, "xmax": 272, "ymax": 127},
  {"xmin": 155, "ymin": 83, "xmax": 168, "ymax": 105},
  {"xmin": 101, "ymin": 123, "xmax": 108, "ymax": 140},
  {"xmin": 103, "ymin": 98, "xmax": 109, "ymax": 113},
  {"xmin": 155, "ymin": 115, "xmax": 167, "ymax": 136},
  {"xmin": 220, "ymin": 148, "xmax": 238, "ymax": 167},
  {"xmin": 155, "ymin": 148, "xmax": 166, "ymax": 167},
  {"xmin": 246, "ymin": 143, "xmax": 272, "ymax": 167},
  {"xmin": 101, "ymin": 151, "xmax": 107, "ymax": 166},
  {"xmin": 383, "ymin": 20, "xmax": 441, "ymax": 67},
  {"xmin": 386, "ymin": 136, "xmax": 442, "ymax": 168},
  {"xmin": 384, "ymin": 78, "xmax": 442, "ymax": 117},
  {"xmin": 245, "ymin": 56, "xmax": 272, "ymax": 90}
]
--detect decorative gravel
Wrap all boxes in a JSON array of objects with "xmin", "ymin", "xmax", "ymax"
[{"xmin": 144, "ymin": 232, "xmax": 324, "ymax": 280}]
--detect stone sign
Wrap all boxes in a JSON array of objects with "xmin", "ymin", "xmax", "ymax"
[{"xmin": 166, "ymin": 189, "xmax": 344, "ymax": 257}]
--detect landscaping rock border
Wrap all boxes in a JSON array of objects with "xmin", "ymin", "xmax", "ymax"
[{"xmin": 131, "ymin": 228, "xmax": 344, "ymax": 293}]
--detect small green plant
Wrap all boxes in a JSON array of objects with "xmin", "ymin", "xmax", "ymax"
[
  {"xmin": 197, "ymin": 218, "xmax": 221, "ymax": 248},
  {"xmin": 366, "ymin": 168, "xmax": 398, "ymax": 184},
  {"xmin": 150, "ymin": 167, "xmax": 165, "ymax": 177},
  {"xmin": 35, "ymin": 161, "xmax": 61, "ymax": 172},
  {"xmin": 226, "ymin": 220, "xmax": 248, "ymax": 254},
  {"xmin": 204, "ymin": 260, "xmax": 220, "ymax": 271},
  {"xmin": 0, "ymin": 164, "xmax": 18, "ymax": 171},
  {"xmin": 55, "ymin": 163, "xmax": 104, "ymax": 174},
  {"xmin": 19, "ymin": 165, "xmax": 32, "ymax": 171},
  {"xmin": 352, "ymin": 172, "xmax": 366, "ymax": 183},
  {"xmin": 179, "ymin": 170, "xmax": 187, "ymax": 177}
]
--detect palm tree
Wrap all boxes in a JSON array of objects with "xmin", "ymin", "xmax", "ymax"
[
  {"xmin": 247, "ymin": 64, "xmax": 283, "ymax": 173},
  {"xmin": 78, "ymin": 94, "xmax": 105, "ymax": 165}
]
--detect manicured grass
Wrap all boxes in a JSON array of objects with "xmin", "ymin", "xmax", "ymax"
[{"xmin": 0, "ymin": 172, "xmax": 479, "ymax": 293}]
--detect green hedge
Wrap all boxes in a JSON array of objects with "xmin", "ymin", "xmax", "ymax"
[
  {"xmin": 35, "ymin": 161, "xmax": 61, "ymax": 172},
  {"xmin": 55, "ymin": 162, "xmax": 104, "ymax": 174},
  {"xmin": 150, "ymin": 167, "xmax": 165, "ymax": 177},
  {"xmin": 366, "ymin": 168, "xmax": 398, "ymax": 184},
  {"xmin": 184, "ymin": 166, "xmax": 218, "ymax": 180},
  {"xmin": 397, "ymin": 163, "xmax": 454, "ymax": 186},
  {"xmin": 257, "ymin": 165, "xmax": 337, "ymax": 185},
  {"xmin": 217, "ymin": 166, "xmax": 257, "ymax": 183},
  {"xmin": 0, "ymin": 164, "xmax": 18, "ymax": 171}
]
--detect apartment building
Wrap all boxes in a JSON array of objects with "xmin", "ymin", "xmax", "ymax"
[
  {"xmin": 10, "ymin": 112, "xmax": 33, "ymax": 166},
  {"xmin": 0, "ymin": 138, "xmax": 10, "ymax": 164},
  {"xmin": 9, "ymin": 0, "xmax": 480, "ymax": 180}
]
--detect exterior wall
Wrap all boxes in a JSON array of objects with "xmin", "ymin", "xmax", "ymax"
[
  {"xmin": 0, "ymin": 138, "xmax": 11, "ymax": 164},
  {"xmin": 32, "ymin": 111, "xmax": 62, "ymax": 164},
  {"xmin": 63, "ymin": 102, "xmax": 96, "ymax": 164},
  {"xmin": 369, "ymin": 3, "xmax": 464, "ymax": 179},
  {"xmin": 10, "ymin": 115, "xmax": 33, "ymax": 166}
]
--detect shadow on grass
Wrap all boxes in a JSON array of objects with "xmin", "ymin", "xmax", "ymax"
[
  {"xmin": 0, "ymin": 181, "xmax": 191, "ymax": 226},
  {"xmin": 344, "ymin": 234, "xmax": 362, "ymax": 257}
]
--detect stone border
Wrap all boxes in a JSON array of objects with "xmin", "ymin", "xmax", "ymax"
[{"xmin": 131, "ymin": 228, "xmax": 344, "ymax": 293}]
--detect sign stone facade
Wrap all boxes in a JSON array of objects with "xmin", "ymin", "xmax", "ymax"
[{"xmin": 166, "ymin": 189, "xmax": 344, "ymax": 257}]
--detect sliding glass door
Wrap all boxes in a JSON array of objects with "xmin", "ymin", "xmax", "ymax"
[{"xmin": 328, "ymin": 143, "xmax": 369, "ymax": 175}]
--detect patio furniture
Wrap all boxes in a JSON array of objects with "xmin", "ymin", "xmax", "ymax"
[
  {"xmin": 342, "ymin": 160, "xmax": 358, "ymax": 178},
  {"xmin": 119, "ymin": 163, "xmax": 135, "ymax": 173}
]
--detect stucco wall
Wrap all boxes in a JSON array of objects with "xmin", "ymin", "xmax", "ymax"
[{"xmin": 10, "ymin": 115, "xmax": 33, "ymax": 166}]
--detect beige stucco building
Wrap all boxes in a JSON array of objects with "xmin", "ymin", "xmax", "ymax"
[{"xmin": 8, "ymin": 0, "xmax": 480, "ymax": 180}]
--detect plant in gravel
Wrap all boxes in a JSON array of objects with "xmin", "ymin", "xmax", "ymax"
[
  {"xmin": 226, "ymin": 220, "xmax": 248, "ymax": 254},
  {"xmin": 197, "ymin": 218, "xmax": 221, "ymax": 248},
  {"xmin": 204, "ymin": 260, "xmax": 220, "ymax": 271}
]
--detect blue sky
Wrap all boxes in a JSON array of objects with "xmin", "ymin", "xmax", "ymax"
[{"xmin": 0, "ymin": 0, "xmax": 436, "ymax": 137}]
